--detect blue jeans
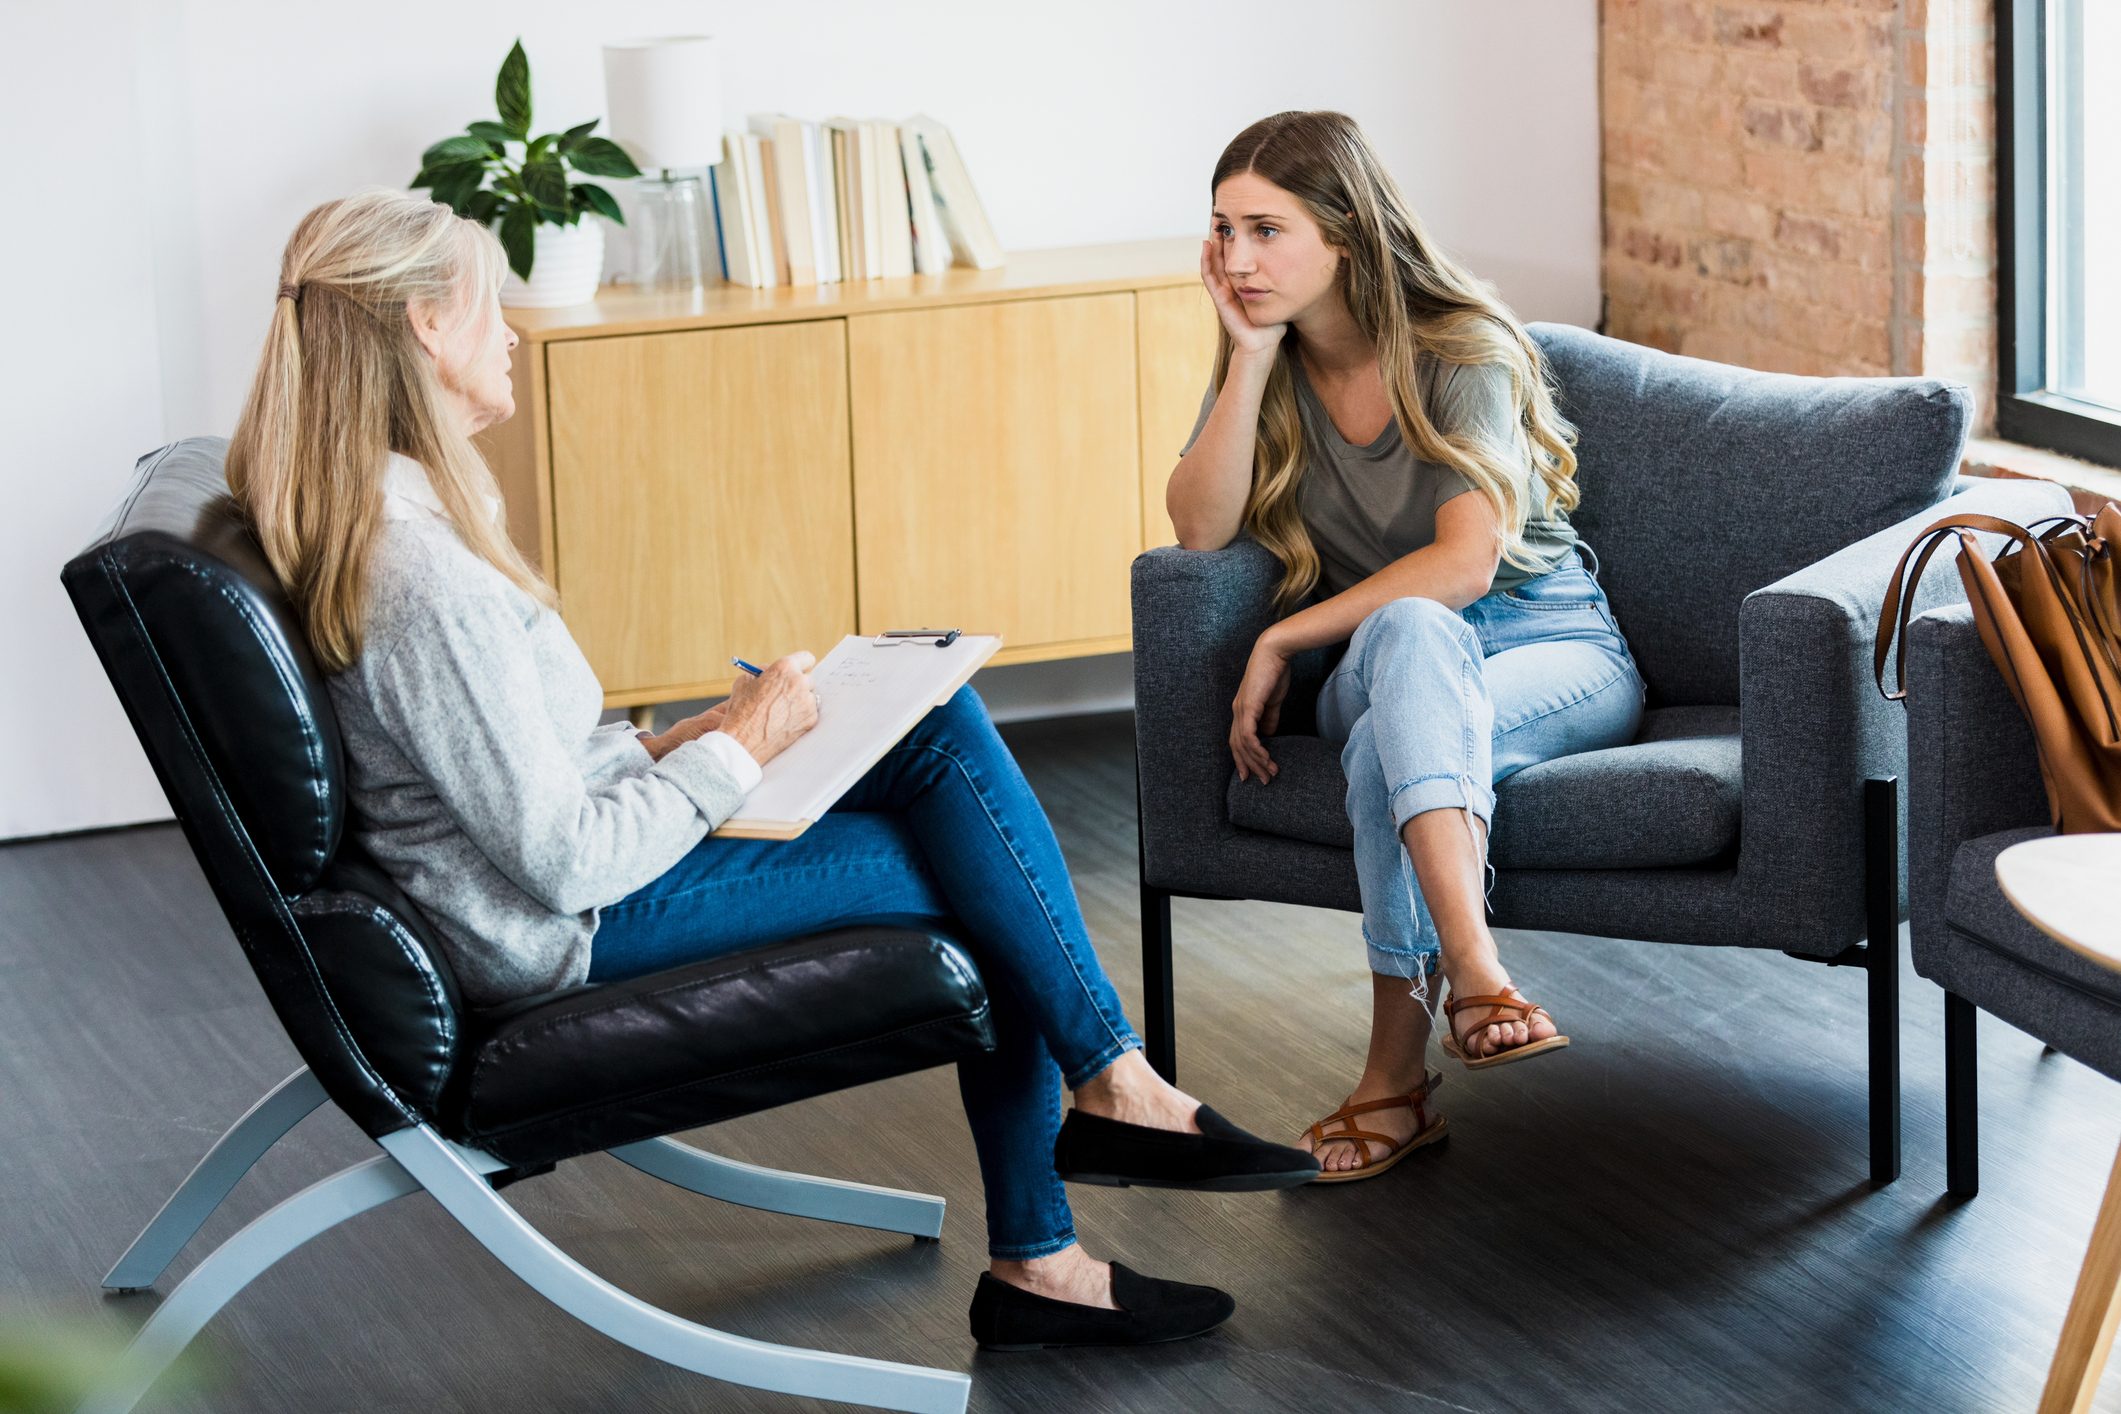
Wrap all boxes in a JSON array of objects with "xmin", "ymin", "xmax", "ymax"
[
  {"xmin": 1315, "ymin": 556, "xmax": 1646, "ymax": 981},
  {"xmin": 588, "ymin": 687, "xmax": 1140, "ymax": 1260}
]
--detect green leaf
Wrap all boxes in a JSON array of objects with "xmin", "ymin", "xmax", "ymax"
[
  {"xmin": 521, "ymin": 154, "xmax": 569, "ymax": 214},
  {"xmin": 565, "ymin": 135, "xmax": 641, "ymax": 178},
  {"xmin": 416, "ymin": 156, "xmax": 484, "ymax": 183},
  {"xmin": 558, "ymin": 118, "xmax": 599, "ymax": 152},
  {"xmin": 525, "ymin": 133, "xmax": 555, "ymax": 164},
  {"xmin": 571, "ymin": 182, "xmax": 622, "ymax": 224},
  {"xmin": 467, "ymin": 120, "xmax": 514, "ymax": 146},
  {"xmin": 422, "ymin": 134, "xmax": 491, "ymax": 168},
  {"xmin": 464, "ymin": 190, "xmax": 503, "ymax": 224},
  {"xmin": 499, "ymin": 203, "xmax": 535, "ymax": 280},
  {"xmin": 411, "ymin": 160, "xmax": 479, "ymax": 202},
  {"xmin": 431, "ymin": 167, "xmax": 488, "ymax": 212},
  {"xmin": 496, "ymin": 39, "xmax": 531, "ymax": 139}
]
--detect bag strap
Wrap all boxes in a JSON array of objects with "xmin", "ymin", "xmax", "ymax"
[
  {"xmin": 1875, "ymin": 510, "xmax": 2099, "ymax": 703},
  {"xmin": 1874, "ymin": 515, "xmax": 2035, "ymax": 700}
]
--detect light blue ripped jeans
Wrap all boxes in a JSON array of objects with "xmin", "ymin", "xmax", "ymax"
[{"xmin": 1315, "ymin": 552, "xmax": 1646, "ymax": 983}]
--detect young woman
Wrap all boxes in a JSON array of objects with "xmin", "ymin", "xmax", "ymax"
[
  {"xmin": 1167, "ymin": 113, "xmax": 1646, "ymax": 1182},
  {"xmin": 228, "ymin": 190, "xmax": 1316, "ymax": 1349}
]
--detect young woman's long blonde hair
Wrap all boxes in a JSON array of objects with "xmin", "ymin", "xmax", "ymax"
[
  {"xmin": 1212, "ymin": 111, "xmax": 1581, "ymax": 609},
  {"xmin": 227, "ymin": 189, "xmax": 552, "ymax": 674}
]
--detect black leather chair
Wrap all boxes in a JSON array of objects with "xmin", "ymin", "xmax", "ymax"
[{"xmin": 62, "ymin": 438, "xmax": 998, "ymax": 1414}]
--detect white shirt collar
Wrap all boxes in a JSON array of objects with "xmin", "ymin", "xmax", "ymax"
[{"xmin": 382, "ymin": 452, "xmax": 502, "ymax": 526}]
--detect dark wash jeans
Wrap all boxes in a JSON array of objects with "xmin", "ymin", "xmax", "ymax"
[{"xmin": 590, "ymin": 686, "xmax": 1141, "ymax": 1260}]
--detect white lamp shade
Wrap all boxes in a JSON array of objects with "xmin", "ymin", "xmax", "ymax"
[{"xmin": 602, "ymin": 36, "xmax": 723, "ymax": 172}]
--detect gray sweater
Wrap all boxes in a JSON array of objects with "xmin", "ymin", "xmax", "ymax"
[{"xmin": 327, "ymin": 457, "xmax": 751, "ymax": 1005}]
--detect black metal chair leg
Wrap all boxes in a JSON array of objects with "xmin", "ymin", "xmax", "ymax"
[
  {"xmin": 1134, "ymin": 752, "xmax": 1178, "ymax": 1083},
  {"xmin": 1865, "ymin": 777, "xmax": 1902, "ymax": 1188},
  {"xmin": 1945, "ymin": 990, "xmax": 1980, "ymax": 1198},
  {"xmin": 1142, "ymin": 884, "xmax": 1176, "ymax": 1082}
]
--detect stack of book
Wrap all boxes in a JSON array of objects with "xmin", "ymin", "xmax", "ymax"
[{"xmin": 710, "ymin": 113, "xmax": 1002, "ymax": 287}]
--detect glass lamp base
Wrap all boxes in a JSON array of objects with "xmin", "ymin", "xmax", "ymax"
[{"xmin": 633, "ymin": 174, "xmax": 712, "ymax": 293}]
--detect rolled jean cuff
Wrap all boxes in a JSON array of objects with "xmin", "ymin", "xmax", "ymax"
[
  {"xmin": 989, "ymin": 1227, "xmax": 1079, "ymax": 1262},
  {"xmin": 1388, "ymin": 772, "xmax": 1496, "ymax": 834},
  {"xmin": 1364, "ymin": 931, "xmax": 1441, "ymax": 981},
  {"xmin": 1061, "ymin": 1033, "xmax": 1141, "ymax": 1091}
]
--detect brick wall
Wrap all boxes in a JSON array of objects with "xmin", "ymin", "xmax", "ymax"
[{"xmin": 1602, "ymin": 0, "xmax": 1997, "ymax": 426}]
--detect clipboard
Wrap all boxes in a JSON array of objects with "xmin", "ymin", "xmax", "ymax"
[{"xmin": 713, "ymin": 631, "xmax": 1002, "ymax": 840}]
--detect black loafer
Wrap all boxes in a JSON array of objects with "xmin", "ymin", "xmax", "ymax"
[
  {"xmin": 1052, "ymin": 1105, "xmax": 1320, "ymax": 1190},
  {"xmin": 968, "ymin": 1263, "xmax": 1235, "ymax": 1351}
]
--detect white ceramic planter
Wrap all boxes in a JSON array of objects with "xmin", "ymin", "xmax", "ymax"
[{"xmin": 499, "ymin": 219, "xmax": 605, "ymax": 309}]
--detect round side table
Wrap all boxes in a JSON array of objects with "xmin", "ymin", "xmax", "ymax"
[{"xmin": 1997, "ymin": 832, "xmax": 2121, "ymax": 1414}]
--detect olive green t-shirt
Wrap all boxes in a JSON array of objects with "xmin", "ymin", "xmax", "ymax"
[{"xmin": 1181, "ymin": 352, "xmax": 1580, "ymax": 597}]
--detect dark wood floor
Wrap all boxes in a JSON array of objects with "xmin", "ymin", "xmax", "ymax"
[{"xmin": 3, "ymin": 710, "xmax": 2118, "ymax": 1413}]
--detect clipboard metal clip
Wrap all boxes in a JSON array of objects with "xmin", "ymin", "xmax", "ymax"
[{"xmin": 873, "ymin": 627, "xmax": 961, "ymax": 648}]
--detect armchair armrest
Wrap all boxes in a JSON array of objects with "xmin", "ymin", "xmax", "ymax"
[
  {"xmin": 1131, "ymin": 539, "xmax": 1284, "ymax": 891},
  {"xmin": 1736, "ymin": 477, "xmax": 2072, "ymax": 953},
  {"xmin": 1905, "ymin": 603, "xmax": 2049, "ymax": 944}
]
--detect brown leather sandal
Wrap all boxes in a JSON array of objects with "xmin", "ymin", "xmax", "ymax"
[
  {"xmin": 1301, "ymin": 1074, "xmax": 1448, "ymax": 1184},
  {"xmin": 1440, "ymin": 987, "xmax": 1570, "ymax": 1070}
]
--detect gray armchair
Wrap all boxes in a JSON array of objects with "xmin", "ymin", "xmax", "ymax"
[
  {"xmin": 1131, "ymin": 322, "xmax": 2068, "ymax": 1187},
  {"xmin": 1906, "ymin": 598, "xmax": 2098, "ymax": 1199}
]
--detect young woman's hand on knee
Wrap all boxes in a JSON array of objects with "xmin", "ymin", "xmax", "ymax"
[{"xmin": 1229, "ymin": 631, "xmax": 1292, "ymax": 782}]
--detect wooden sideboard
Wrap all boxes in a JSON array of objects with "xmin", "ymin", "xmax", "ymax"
[{"xmin": 476, "ymin": 238, "xmax": 1219, "ymax": 718}]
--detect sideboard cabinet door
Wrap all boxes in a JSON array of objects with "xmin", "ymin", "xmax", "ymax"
[
  {"xmin": 847, "ymin": 293, "xmax": 1141, "ymax": 655},
  {"xmin": 1135, "ymin": 284, "xmax": 1220, "ymax": 552},
  {"xmin": 547, "ymin": 320, "xmax": 855, "ymax": 702}
]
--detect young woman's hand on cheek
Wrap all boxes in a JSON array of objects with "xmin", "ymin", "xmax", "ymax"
[{"xmin": 1201, "ymin": 238, "xmax": 1287, "ymax": 358}]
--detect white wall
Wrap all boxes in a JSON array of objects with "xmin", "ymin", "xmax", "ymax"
[{"xmin": 0, "ymin": 0, "xmax": 1599, "ymax": 839}]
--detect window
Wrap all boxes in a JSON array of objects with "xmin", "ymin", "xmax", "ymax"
[{"xmin": 1998, "ymin": 0, "xmax": 2121, "ymax": 467}]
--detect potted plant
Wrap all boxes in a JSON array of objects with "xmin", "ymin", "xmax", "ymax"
[{"xmin": 412, "ymin": 39, "xmax": 641, "ymax": 308}]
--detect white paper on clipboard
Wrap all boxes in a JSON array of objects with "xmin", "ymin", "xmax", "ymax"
[{"xmin": 713, "ymin": 633, "xmax": 1001, "ymax": 840}]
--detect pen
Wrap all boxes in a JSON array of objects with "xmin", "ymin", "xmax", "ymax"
[{"xmin": 732, "ymin": 657, "xmax": 763, "ymax": 676}]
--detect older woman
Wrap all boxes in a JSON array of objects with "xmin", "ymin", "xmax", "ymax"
[{"xmin": 228, "ymin": 190, "xmax": 1314, "ymax": 1352}]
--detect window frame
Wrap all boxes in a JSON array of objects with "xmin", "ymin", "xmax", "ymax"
[{"xmin": 1996, "ymin": 0, "xmax": 2121, "ymax": 467}]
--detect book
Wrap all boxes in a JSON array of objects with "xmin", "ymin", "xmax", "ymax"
[
  {"xmin": 855, "ymin": 121, "xmax": 884, "ymax": 277},
  {"xmin": 906, "ymin": 115, "xmax": 1003, "ymax": 269},
  {"xmin": 707, "ymin": 160, "xmax": 733, "ymax": 282},
  {"xmin": 750, "ymin": 114, "xmax": 816, "ymax": 286},
  {"xmin": 900, "ymin": 123, "xmax": 952, "ymax": 275},
  {"xmin": 739, "ymin": 131, "xmax": 786, "ymax": 286},
  {"xmin": 714, "ymin": 633, "xmax": 1003, "ymax": 840},
  {"xmin": 825, "ymin": 119, "xmax": 865, "ymax": 280},
  {"xmin": 805, "ymin": 119, "xmax": 841, "ymax": 284},
  {"xmin": 873, "ymin": 120, "xmax": 915, "ymax": 278},
  {"xmin": 712, "ymin": 136, "xmax": 762, "ymax": 287}
]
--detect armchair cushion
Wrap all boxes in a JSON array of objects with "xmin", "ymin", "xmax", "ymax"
[
  {"xmin": 448, "ymin": 927, "xmax": 994, "ymax": 1167},
  {"xmin": 1943, "ymin": 827, "xmax": 2114, "ymax": 1003},
  {"xmin": 1227, "ymin": 707, "xmax": 1741, "ymax": 870}
]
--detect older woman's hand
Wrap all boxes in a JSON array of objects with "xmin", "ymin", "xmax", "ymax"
[{"xmin": 721, "ymin": 652, "xmax": 819, "ymax": 766}]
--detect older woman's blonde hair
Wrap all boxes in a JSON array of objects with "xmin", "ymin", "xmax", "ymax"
[
  {"xmin": 1211, "ymin": 111, "xmax": 1581, "ymax": 609},
  {"xmin": 228, "ymin": 189, "xmax": 552, "ymax": 674}
]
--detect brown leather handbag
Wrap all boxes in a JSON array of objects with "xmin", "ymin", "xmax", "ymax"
[{"xmin": 1876, "ymin": 501, "xmax": 2121, "ymax": 833}]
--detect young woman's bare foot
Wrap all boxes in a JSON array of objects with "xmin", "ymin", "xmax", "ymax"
[
  {"xmin": 1299, "ymin": 1070, "xmax": 1441, "ymax": 1174},
  {"xmin": 1298, "ymin": 972, "xmax": 1441, "ymax": 1175},
  {"xmin": 1071, "ymin": 1048, "xmax": 1203, "ymax": 1134},
  {"xmin": 989, "ymin": 1242, "xmax": 1117, "ymax": 1308},
  {"xmin": 1443, "ymin": 961, "xmax": 1559, "ymax": 1059}
]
